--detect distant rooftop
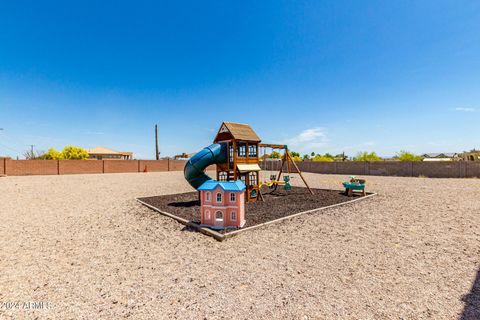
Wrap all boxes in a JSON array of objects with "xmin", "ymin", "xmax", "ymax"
[{"xmin": 87, "ymin": 146, "xmax": 132, "ymax": 156}]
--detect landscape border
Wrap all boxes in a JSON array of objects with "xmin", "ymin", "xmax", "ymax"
[{"xmin": 136, "ymin": 191, "xmax": 378, "ymax": 241}]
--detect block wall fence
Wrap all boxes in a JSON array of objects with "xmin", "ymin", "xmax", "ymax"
[
  {"xmin": 262, "ymin": 160, "xmax": 480, "ymax": 178},
  {"xmin": 0, "ymin": 158, "xmax": 215, "ymax": 176},
  {"xmin": 1, "ymin": 158, "xmax": 479, "ymax": 178}
]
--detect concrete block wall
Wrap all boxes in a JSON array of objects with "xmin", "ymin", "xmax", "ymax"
[
  {"xmin": 103, "ymin": 160, "xmax": 139, "ymax": 173},
  {"xmin": 139, "ymin": 160, "xmax": 169, "ymax": 172},
  {"xmin": 2, "ymin": 158, "xmax": 480, "ymax": 178},
  {"xmin": 262, "ymin": 160, "xmax": 480, "ymax": 178},
  {"xmin": 0, "ymin": 158, "xmax": 6, "ymax": 175},
  {"xmin": 466, "ymin": 162, "xmax": 480, "ymax": 177},
  {"xmin": 5, "ymin": 159, "xmax": 59, "ymax": 176},
  {"xmin": 368, "ymin": 162, "xmax": 413, "ymax": 177},
  {"xmin": 298, "ymin": 161, "xmax": 480, "ymax": 178},
  {"xmin": 59, "ymin": 160, "xmax": 103, "ymax": 174},
  {"xmin": 168, "ymin": 160, "xmax": 187, "ymax": 171}
]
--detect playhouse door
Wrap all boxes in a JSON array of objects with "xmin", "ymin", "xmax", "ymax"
[{"xmin": 214, "ymin": 210, "xmax": 224, "ymax": 227}]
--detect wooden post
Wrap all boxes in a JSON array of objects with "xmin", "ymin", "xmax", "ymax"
[
  {"xmin": 155, "ymin": 124, "xmax": 159, "ymax": 160},
  {"xmin": 288, "ymin": 151, "xmax": 314, "ymax": 195}
]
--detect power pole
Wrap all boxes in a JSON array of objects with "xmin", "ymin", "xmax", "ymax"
[
  {"xmin": 155, "ymin": 124, "xmax": 159, "ymax": 160},
  {"xmin": 30, "ymin": 144, "xmax": 35, "ymax": 154}
]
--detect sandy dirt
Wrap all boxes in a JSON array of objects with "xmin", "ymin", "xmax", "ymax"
[{"xmin": 0, "ymin": 171, "xmax": 479, "ymax": 319}]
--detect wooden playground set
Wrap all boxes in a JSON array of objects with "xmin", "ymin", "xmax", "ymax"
[
  {"xmin": 137, "ymin": 121, "xmax": 370, "ymax": 237},
  {"xmin": 212, "ymin": 122, "xmax": 314, "ymax": 202}
]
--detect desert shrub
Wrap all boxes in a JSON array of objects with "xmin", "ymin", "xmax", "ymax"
[
  {"xmin": 269, "ymin": 151, "xmax": 282, "ymax": 159},
  {"xmin": 290, "ymin": 151, "xmax": 300, "ymax": 158},
  {"xmin": 396, "ymin": 151, "xmax": 423, "ymax": 161},
  {"xmin": 354, "ymin": 151, "xmax": 382, "ymax": 161},
  {"xmin": 312, "ymin": 154, "xmax": 334, "ymax": 162},
  {"xmin": 291, "ymin": 155, "xmax": 302, "ymax": 162}
]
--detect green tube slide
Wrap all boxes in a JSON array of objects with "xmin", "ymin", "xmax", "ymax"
[{"xmin": 184, "ymin": 143, "xmax": 227, "ymax": 189}]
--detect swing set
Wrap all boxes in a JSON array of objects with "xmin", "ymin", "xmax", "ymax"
[{"xmin": 258, "ymin": 144, "xmax": 314, "ymax": 199}]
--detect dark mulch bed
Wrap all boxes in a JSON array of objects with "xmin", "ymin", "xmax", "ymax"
[{"xmin": 138, "ymin": 187, "xmax": 368, "ymax": 234}]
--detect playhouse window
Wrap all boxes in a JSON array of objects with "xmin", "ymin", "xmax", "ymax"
[
  {"xmin": 240, "ymin": 174, "xmax": 246, "ymax": 184},
  {"xmin": 237, "ymin": 144, "xmax": 246, "ymax": 157},
  {"xmin": 216, "ymin": 193, "xmax": 222, "ymax": 203},
  {"xmin": 231, "ymin": 211, "xmax": 237, "ymax": 221},
  {"xmin": 248, "ymin": 145, "xmax": 257, "ymax": 157},
  {"xmin": 219, "ymin": 171, "xmax": 228, "ymax": 181},
  {"xmin": 229, "ymin": 144, "xmax": 234, "ymax": 160},
  {"xmin": 215, "ymin": 211, "xmax": 223, "ymax": 221},
  {"xmin": 206, "ymin": 192, "xmax": 211, "ymax": 201},
  {"xmin": 248, "ymin": 172, "xmax": 258, "ymax": 186},
  {"xmin": 205, "ymin": 210, "xmax": 210, "ymax": 220},
  {"xmin": 230, "ymin": 193, "xmax": 236, "ymax": 202}
]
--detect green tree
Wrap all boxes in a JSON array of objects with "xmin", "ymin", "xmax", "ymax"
[
  {"xmin": 302, "ymin": 154, "xmax": 310, "ymax": 161},
  {"xmin": 41, "ymin": 148, "xmax": 63, "ymax": 160},
  {"xmin": 39, "ymin": 146, "xmax": 89, "ymax": 160},
  {"xmin": 312, "ymin": 154, "xmax": 334, "ymax": 162},
  {"xmin": 290, "ymin": 151, "xmax": 300, "ymax": 158},
  {"xmin": 310, "ymin": 152, "xmax": 316, "ymax": 157},
  {"xmin": 61, "ymin": 146, "xmax": 89, "ymax": 160},
  {"xmin": 354, "ymin": 151, "xmax": 382, "ymax": 161},
  {"xmin": 269, "ymin": 151, "xmax": 282, "ymax": 159},
  {"xmin": 291, "ymin": 155, "xmax": 302, "ymax": 162},
  {"xmin": 396, "ymin": 151, "xmax": 423, "ymax": 161}
]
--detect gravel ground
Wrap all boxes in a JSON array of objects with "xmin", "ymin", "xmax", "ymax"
[{"xmin": 0, "ymin": 171, "xmax": 479, "ymax": 319}]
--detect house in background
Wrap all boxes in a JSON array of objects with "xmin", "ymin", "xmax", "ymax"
[
  {"xmin": 86, "ymin": 147, "xmax": 133, "ymax": 160},
  {"xmin": 462, "ymin": 149, "xmax": 480, "ymax": 161},
  {"xmin": 174, "ymin": 152, "xmax": 196, "ymax": 160},
  {"xmin": 198, "ymin": 180, "xmax": 246, "ymax": 229},
  {"xmin": 421, "ymin": 153, "xmax": 459, "ymax": 161}
]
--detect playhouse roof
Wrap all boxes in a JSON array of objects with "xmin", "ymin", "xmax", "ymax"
[
  {"xmin": 214, "ymin": 122, "xmax": 261, "ymax": 143},
  {"xmin": 198, "ymin": 180, "xmax": 246, "ymax": 192}
]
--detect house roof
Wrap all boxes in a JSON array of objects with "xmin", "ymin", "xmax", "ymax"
[
  {"xmin": 87, "ymin": 146, "xmax": 132, "ymax": 156},
  {"xmin": 198, "ymin": 180, "xmax": 246, "ymax": 192},
  {"xmin": 87, "ymin": 146, "xmax": 120, "ymax": 155},
  {"xmin": 422, "ymin": 152, "xmax": 457, "ymax": 158},
  {"xmin": 214, "ymin": 122, "xmax": 261, "ymax": 142}
]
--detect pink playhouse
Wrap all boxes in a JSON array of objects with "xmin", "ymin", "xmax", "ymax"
[{"xmin": 198, "ymin": 180, "xmax": 246, "ymax": 229}]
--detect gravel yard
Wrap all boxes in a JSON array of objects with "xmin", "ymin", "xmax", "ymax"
[{"xmin": 0, "ymin": 171, "xmax": 479, "ymax": 319}]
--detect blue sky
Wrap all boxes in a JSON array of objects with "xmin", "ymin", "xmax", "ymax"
[{"xmin": 1, "ymin": 0, "xmax": 479, "ymax": 159}]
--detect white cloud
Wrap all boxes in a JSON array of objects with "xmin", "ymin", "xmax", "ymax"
[
  {"xmin": 285, "ymin": 128, "xmax": 329, "ymax": 153},
  {"xmin": 455, "ymin": 107, "xmax": 476, "ymax": 112}
]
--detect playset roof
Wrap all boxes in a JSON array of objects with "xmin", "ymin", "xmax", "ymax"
[
  {"xmin": 198, "ymin": 180, "xmax": 246, "ymax": 192},
  {"xmin": 214, "ymin": 122, "xmax": 261, "ymax": 143}
]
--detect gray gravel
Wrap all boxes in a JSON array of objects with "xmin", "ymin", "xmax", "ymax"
[{"xmin": 0, "ymin": 171, "xmax": 479, "ymax": 319}]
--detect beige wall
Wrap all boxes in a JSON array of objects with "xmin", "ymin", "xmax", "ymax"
[
  {"xmin": 261, "ymin": 160, "xmax": 480, "ymax": 178},
  {"xmin": 1, "ymin": 159, "xmax": 215, "ymax": 176}
]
